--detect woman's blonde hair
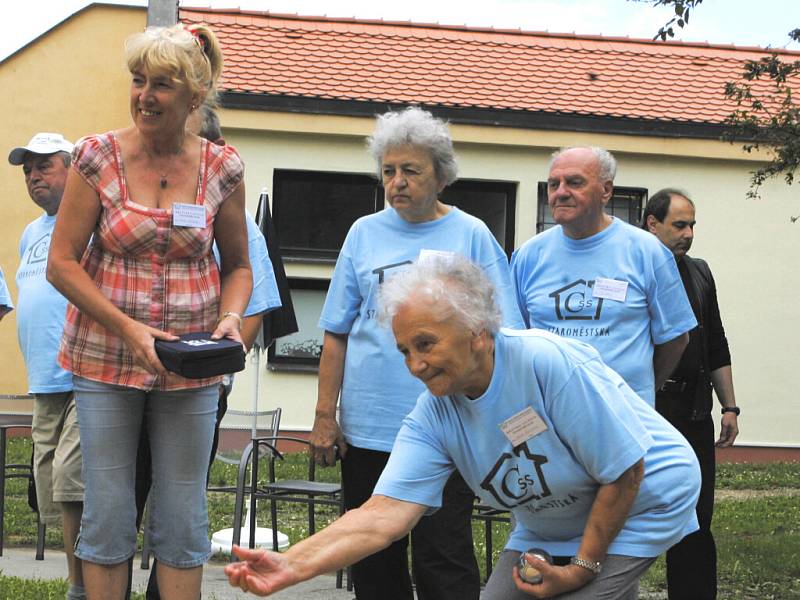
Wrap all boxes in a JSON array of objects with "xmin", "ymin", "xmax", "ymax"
[{"xmin": 124, "ymin": 23, "xmax": 223, "ymax": 106}]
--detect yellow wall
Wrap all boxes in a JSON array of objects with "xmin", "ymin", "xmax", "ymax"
[
  {"xmin": 0, "ymin": 5, "xmax": 145, "ymax": 409},
  {"xmin": 222, "ymin": 116, "xmax": 799, "ymax": 448}
]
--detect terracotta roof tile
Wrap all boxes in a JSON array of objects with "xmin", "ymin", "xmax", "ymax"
[{"xmin": 181, "ymin": 8, "xmax": 798, "ymax": 124}]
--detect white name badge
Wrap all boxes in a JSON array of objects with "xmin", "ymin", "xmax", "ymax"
[
  {"xmin": 500, "ymin": 406, "xmax": 548, "ymax": 448},
  {"xmin": 418, "ymin": 249, "xmax": 456, "ymax": 266},
  {"xmin": 592, "ymin": 277, "xmax": 628, "ymax": 302},
  {"xmin": 172, "ymin": 203, "xmax": 206, "ymax": 228}
]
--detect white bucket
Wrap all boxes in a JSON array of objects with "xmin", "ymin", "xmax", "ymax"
[{"xmin": 211, "ymin": 526, "xmax": 290, "ymax": 555}]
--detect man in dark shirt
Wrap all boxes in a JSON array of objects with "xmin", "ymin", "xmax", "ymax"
[{"xmin": 643, "ymin": 188, "xmax": 740, "ymax": 600}]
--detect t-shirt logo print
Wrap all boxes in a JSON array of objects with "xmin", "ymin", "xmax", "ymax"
[
  {"xmin": 548, "ymin": 279, "xmax": 603, "ymax": 320},
  {"xmin": 480, "ymin": 443, "xmax": 551, "ymax": 509},
  {"xmin": 25, "ymin": 233, "xmax": 51, "ymax": 266}
]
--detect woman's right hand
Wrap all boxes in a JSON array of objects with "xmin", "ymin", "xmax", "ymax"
[
  {"xmin": 120, "ymin": 319, "xmax": 178, "ymax": 376},
  {"xmin": 225, "ymin": 545, "xmax": 297, "ymax": 596},
  {"xmin": 309, "ymin": 414, "xmax": 347, "ymax": 467}
]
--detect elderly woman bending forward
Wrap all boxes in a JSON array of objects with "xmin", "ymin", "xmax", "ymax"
[
  {"xmin": 48, "ymin": 24, "xmax": 251, "ymax": 600},
  {"xmin": 227, "ymin": 254, "xmax": 700, "ymax": 599}
]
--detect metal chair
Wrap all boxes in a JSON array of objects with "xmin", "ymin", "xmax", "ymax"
[
  {"xmin": 0, "ymin": 412, "xmax": 46, "ymax": 560},
  {"xmin": 231, "ymin": 436, "xmax": 350, "ymax": 590},
  {"xmin": 471, "ymin": 501, "xmax": 511, "ymax": 583}
]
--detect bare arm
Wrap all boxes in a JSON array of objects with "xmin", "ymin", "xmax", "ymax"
[
  {"xmin": 309, "ymin": 331, "xmax": 349, "ymax": 465},
  {"xmin": 240, "ymin": 314, "xmax": 265, "ymax": 352},
  {"xmin": 653, "ymin": 332, "xmax": 689, "ymax": 390},
  {"xmin": 515, "ymin": 460, "xmax": 645, "ymax": 598},
  {"xmin": 711, "ymin": 365, "xmax": 739, "ymax": 447},
  {"xmin": 48, "ymin": 169, "xmax": 177, "ymax": 376},
  {"xmin": 212, "ymin": 182, "xmax": 252, "ymax": 345},
  {"xmin": 225, "ymin": 495, "xmax": 426, "ymax": 596}
]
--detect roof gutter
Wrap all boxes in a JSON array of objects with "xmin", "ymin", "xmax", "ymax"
[{"xmin": 220, "ymin": 91, "xmax": 731, "ymax": 141}]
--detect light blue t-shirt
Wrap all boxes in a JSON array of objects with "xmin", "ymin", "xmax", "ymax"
[
  {"xmin": 511, "ymin": 218, "xmax": 696, "ymax": 406},
  {"xmin": 376, "ymin": 329, "xmax": 700, "ymax": 558},
  {"xmin": 319, "ymin": 206, "xmax": 525, "ymax": 452},
  {"xmin": 0, "ymin": 266, "xmax": 12, "ymax": 316},
  {"xmin": 16, "ymin": 214, "xmax": 72, "ymax": 394},
  {"xmin": 213, "ymin": 209, "xmax": 281, "ymax": 318}
]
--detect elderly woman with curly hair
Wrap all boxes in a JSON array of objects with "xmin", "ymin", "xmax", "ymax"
[
  {"xmin": 48, "ymin": 24, "xmax": 251, "ymax": 599},
  {"xmin": 227, "ymin": 254, "xmax": 700, "ymax": 600},
  {"xmin": 308, "ymin": 106, "xmax": 524, "ymax": 600}
]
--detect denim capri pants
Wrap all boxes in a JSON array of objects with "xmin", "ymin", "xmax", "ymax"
[{"xmin": 73, "ymin": 376, "xmax": 218, "ymax": 568}]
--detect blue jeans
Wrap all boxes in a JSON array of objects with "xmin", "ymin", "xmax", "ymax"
[{"xmin": 73, "ymin": 376, "xmax": 217, "ymax": 568}]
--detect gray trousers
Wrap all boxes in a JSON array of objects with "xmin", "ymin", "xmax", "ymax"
[{"xmin": 482, "ymin": 551, "xmax": 655, "ymax": 600}]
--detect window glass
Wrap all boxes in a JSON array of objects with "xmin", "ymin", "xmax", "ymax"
[
  {"xmin": 442, "ymin": 179, "xmax": 517, "ymax": 257},
  {"xmin": 536, "ymin": 183, "xmax": 647, "ymax": 233},
  {"xmin": 268, "ymin": 278, "xmax": 329, "ymax": 370},
  {"xmin": 272, "ymin": 170, "xmax": 380, "ymax": 259}
]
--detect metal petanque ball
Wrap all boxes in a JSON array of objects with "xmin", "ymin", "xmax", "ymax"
[{"xmin": 517, "ymin": 547, "xmax": 553, "ymax": 584}]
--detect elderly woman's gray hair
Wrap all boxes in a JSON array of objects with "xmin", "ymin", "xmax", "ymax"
[
  {"xmin": 379, "ymin": 254, "xmax": 502, "ymax": 335},
  {"xmin": 367, "ymin": 106, "xmax": 459, "ymax": 186},
  {"xmin": 550, "ymin": 146, "xmax": 618, "ymax": 182}
]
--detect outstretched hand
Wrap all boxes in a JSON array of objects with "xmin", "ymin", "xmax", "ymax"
[
  {"xmin": 224, "ymin": 545, "xmax": 298, "ymax": 596},
  {"xmin": 513, "ymin": 554, "xmax": 596, "ymax": 598}
]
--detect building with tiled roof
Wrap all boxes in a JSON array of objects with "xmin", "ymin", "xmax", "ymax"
[
  {"xmin": 184, "ymin": 7, "xmax": 793, "ymax": 138},
  {"xmin": 0, "ymin": 3, "xmax": 797, "ymax": 457}
]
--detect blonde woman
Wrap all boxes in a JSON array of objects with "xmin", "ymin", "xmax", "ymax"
[{"xmin": 48, "ymin": 24, "xmax": 251, "ymax": 599}]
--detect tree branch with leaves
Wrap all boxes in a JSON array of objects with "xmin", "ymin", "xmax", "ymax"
[{"xmin": 634, "ymin": 1, "xmax": 800, "ymax": 208}]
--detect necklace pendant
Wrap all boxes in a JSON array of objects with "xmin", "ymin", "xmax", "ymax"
[{"xmin": 160, "ymin": 177, "xmax": 167, "ymax": 189}]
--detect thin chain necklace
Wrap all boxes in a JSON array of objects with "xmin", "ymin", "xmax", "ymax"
[{"xmin": 141, "ymin": 141, "xmax": 184, "ymax": 190}]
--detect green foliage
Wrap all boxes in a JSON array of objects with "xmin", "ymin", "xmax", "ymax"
[
  {"xmin": 630, "ymin": 0, "xmax": 704, "ymax": 41},
  {"xmin": 641, "ymin": 0, "xmax": 800, "ymax": 205},
  {"xmin": 723, "ymin": 50, "xmax": 800, "ymax": 201}
]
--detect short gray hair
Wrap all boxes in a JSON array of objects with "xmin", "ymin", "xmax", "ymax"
[
  {"xmin": 367, "ymin": 106, "xmax": 459, "ymax": 186},
  {"xmin": 550, "ymin": 146, "xmax": 618, "ymax": 182},
  {"xmin": 379, "ymin": 254, "xmax": 502, "ymax": 335}
]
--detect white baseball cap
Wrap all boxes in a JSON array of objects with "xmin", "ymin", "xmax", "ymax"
[{"xmin": 8, "ymin": 132, "xmax": 74, "ymax": 165}]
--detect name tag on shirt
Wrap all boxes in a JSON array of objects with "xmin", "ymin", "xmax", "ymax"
[
  {"xmin": 592, "ymin": 277, "xmax": 628, "ymax": 302},
  {"xmin": 172, "ymin": 203, "xmax": 206, "ymax": 228},
  {"xmin": 418, "ymin": 249, "xmax": 456, "ymax": 265},
  {"xmin": 500, "ymin": 407, "xmax": 548, "ymax": 447}
]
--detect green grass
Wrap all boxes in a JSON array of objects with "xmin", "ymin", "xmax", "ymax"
[
  {"xmin": 716, "ymin": 461, "xmax": 800, "ymax": 490},
  {"xmin": 3, "ymin": 437, "xmax": 800, "ymax": 598}
]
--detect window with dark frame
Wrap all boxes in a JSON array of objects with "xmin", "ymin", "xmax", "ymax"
[
  {"xmin": 536, "ymin": 183, "xmax": 647, "ymax": 233},
  {"xmin": 441, "ymin": 179, "xmax": 517, "ymax": 258},
  {"xmin": 272, "ymin": 169, "xmax": 517, "ymax": 260},
  {"xmin": 267, "ymin": 278, "xmax": 329, "ymax": 371},
  {"xmin": 272, "ymin": 170, "xmax": 381, "ymax": 260},
  {"xmin": 268, "ymin": 172, "xmax": 518, "ymax": 369}
]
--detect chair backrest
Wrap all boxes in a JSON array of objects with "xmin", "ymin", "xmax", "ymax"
[{"xmin": 216, "ymin": 407, "xmax": 282, "ymax": 465}]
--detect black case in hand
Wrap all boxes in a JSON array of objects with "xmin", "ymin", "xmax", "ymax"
[{"xmin": 154, "ymin": 332, "xmax": 245, "ymax": 379}]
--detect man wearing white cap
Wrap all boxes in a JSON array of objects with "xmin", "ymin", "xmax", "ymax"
[{"xmin": 9, "ymin": 132, "xmax": 85, "ymax": 600}]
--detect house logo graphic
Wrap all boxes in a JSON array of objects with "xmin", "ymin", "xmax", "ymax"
[
  {"xmin": 479, "ymin": 444, "xmax": 551, "ymax": 509},
  {"xmin": 25, "ymin": 233, "xmax": 50, "ymax": 266},
  {"xmin": 548, "ymin": 279, "xmax": 604, "ymax": 320}
]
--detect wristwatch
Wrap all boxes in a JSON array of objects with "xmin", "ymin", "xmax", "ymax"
[
  {"xmin": 570, "ymin": 556, "xmax": 602, "ymax": 575},
  {"xmin": 721, "ymin": 406, "xmax": 741, "ymax": 416}
]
